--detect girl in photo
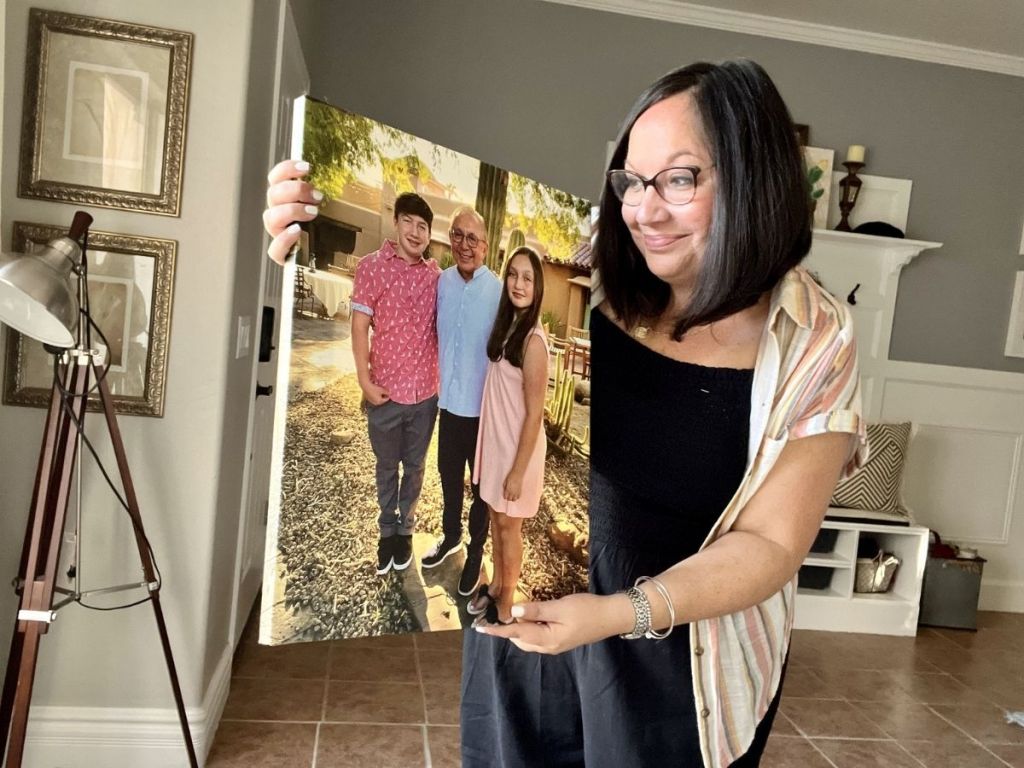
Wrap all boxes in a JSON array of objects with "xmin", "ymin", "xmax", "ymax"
[{"xmin": 467, "ymin": 246, "xmax": 549, "ymax": 626}]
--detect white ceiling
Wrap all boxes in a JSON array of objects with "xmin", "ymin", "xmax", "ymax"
[{"xmin": 541, "ymin": 0, "xmax": 1024, "ymax": 75}]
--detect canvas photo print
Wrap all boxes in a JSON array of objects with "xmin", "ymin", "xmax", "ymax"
[{"xmin": 261, "ymin": 98, "xmax": 592, "ymax": 643}]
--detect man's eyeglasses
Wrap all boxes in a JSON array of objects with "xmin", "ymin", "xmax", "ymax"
[
  {"xmin": 606, "ymin": 166, "xmax": 706, "ymax": 206},
  {"xmin": 450, "ymin": 228, "xmax": 485, "ymax": 249}
]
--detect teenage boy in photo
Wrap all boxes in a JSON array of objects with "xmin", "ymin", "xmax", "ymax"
[
  {"xmin": 350, "ymin": 192, "xmax": 442, "ymax": 575},
  {"xmin": 420, "ymin": 207, "xmax": 503, "ymax": 598}
]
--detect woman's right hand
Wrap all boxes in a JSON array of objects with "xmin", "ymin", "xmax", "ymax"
[{"xmin": 263, "ymin": 159, "xmax": 323, "ymax": 264}]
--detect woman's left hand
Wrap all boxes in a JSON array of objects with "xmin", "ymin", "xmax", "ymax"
[
  {"xmin": 474, "ymin": 592, "xmax": 632, "ymax": 654},
  {"xmin": 502, "ymin": 469, "xmax": 524, "ymax": 501}
]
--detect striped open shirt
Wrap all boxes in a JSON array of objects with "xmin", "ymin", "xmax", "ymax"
[{"xmin": 692, "ymin": 265, "xmax": 868, "ymax": 767}]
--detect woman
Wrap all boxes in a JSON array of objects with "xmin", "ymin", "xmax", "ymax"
[
  {"xmin": 263, "ymin": 58, "xmax": 865, "ymax": 768},
  {"xmin": 464, "ymin": 60, "xmax": 866, "ymax": 767},
  {"xmin": 467, "ymin": 246, "xmax": 548, "ymax": 626}
]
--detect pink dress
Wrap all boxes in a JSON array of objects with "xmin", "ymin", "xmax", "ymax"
[{"xmin": 473, "ymin": 327, "xmax": 548, "ymax": 517}]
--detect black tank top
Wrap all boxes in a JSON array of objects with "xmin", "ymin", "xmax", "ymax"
[{"xmin": 588, "ymin": 309, "xmax": 753, "ymax": 565}]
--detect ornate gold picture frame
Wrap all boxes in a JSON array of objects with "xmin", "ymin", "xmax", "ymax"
[
  {"xmin": 17, "ymin": 9, "xmax": 193, "ymax": 216},
  {"xmin": 3, "ymin": 222, "xmax": 177, "ymax": 417}
]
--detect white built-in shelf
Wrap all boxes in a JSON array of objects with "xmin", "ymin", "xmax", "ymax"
[
  {"xmin": 803, "ymin": 551, "xmax": 853, "ymax": 569},
  {"xmin": 795, "ymin": 515, "xmax": 929, "ymax": 636}
]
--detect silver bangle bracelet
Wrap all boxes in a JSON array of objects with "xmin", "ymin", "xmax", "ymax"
[
  {"xmin": 636, "ymin": 576, "xmax": 675, "ymax": 640},
  {"xmin": 618, "ymin": 587, "xmax": 652, "ymax": 640}
]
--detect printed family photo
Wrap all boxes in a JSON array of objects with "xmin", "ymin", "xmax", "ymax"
[{"xmin": 261, "ymin": 99, "xmax": 593, "ymax": 643}]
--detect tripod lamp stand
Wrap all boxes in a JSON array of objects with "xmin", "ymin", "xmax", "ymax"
[{"xmin": 0, "ymin": 212, "xmax": 198, "ymax": 767}]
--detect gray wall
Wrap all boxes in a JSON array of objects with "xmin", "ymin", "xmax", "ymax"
[
  {"xmin": 0, "ymin": 0, "xmax": 274, "ymax": 720},
  {"xmin": 291, "ymin": 0, "xmax": 1024, "ymax": 373}
]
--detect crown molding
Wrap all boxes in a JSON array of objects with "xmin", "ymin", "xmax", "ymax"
[{"xmin": 539, "ymin": 0, "xmax": 1024, "ymax": 78}]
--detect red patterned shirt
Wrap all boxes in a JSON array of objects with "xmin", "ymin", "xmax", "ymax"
[{"xmin": 350, "ymin": 240, "xmax": 441, "ymax": 405}]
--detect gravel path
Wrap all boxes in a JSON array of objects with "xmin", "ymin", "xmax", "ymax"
[{"xmin": 274, "ymin": 373, "xmax": 588, "ymax": 641}]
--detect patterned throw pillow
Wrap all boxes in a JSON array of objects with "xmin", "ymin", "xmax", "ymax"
[{"xmin": 830, "ymin": 422, "xmax": 912, "ymax": 513}]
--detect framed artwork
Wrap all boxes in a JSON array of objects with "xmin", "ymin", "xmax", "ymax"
[
  {"xmin": 3, "ymin": 222, "xmax": 177, "ymax": 417},
  {"xmin": 803, "ymin": 146, "xmax": 834, "ymax": 231},
  {"xmin": 17, "ymin": 9, "xmax": 193, "ymax": 216},
  {"xmin": 1005, "ymin": 271, "xmax": 1024, "ymax": 358},
  {"xmin": 826, "ymin": 172, "xmax": 912, "ymax": 232}
]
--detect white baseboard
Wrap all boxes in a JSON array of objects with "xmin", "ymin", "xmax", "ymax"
[
  {"xmin": 21, "ymin": 642, "xmax": 233, "ymax": 767},
  {"xmin": 979, "ymin": 579, "xmax": 1024, "ymax": 613}
]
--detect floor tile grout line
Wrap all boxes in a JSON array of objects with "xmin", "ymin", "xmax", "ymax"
[
  {"xmin": 310, "ymin": 722, "xmax": 321, "ymax": 768},
  {"xmin": 981, "ymin": 745, "xmax": 1017, "ymax": 768},
  {"xmin": 423, "ymin": 724, "xmax": 433, "ymax": 768},
  {"xmin": 775, "ymin": 710, "xmax": 838, "ymax": 767},
  {"xmin": 413, "ymin": 632, "xmax": 435, "ymax": 766},
  {"xmin": 924, "ymin": 702, "xmax": 1019, "ymax": 766},
  {"xmin": 889, "ymin": 740, "xmax": 930, "ymax": 768},
  {"xmin": 803, "ymin": 737, "xmax": 840, "ymax": 768}
]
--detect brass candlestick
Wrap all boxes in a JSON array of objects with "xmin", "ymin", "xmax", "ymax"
[{"xmin": 835, "ymin": 161, "xmax": 864, "ymax": 232}]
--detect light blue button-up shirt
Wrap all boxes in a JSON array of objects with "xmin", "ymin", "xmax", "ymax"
[{"xmin": 437, "ymin": 265, "xmax": 502, "ymax": 417}]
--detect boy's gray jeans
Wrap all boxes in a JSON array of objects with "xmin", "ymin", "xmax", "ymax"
[{"xmin": 365, "ymin": 395, "xmax": 439, "ymax": 537}]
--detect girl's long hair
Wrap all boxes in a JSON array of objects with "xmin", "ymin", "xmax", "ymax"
[{"xmin": 486, "ymin": 246, "xmax": 545, "ymax": 368}]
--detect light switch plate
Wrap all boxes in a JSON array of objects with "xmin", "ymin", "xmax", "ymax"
[{"xmin": 236, "ymin": 315, "xmax": 252, "ymax": 359}]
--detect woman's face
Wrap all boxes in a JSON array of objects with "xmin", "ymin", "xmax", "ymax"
[
  {"xmin": 621, "ymin": 91, "xmax": 715, "ymax": 291},
  {"xmin": 506, "ymin": 252, "xmax": 536, "ymax": 311}
]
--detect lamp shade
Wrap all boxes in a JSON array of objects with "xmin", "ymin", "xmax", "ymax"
[{"xmin": 0, "ymin": 237, "xmax": 80, "ymax": 347}]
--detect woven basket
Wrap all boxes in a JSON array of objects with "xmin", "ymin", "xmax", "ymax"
[{"xmin": 854, "ymin": 552, "xmax": 901, "ymax": 593}]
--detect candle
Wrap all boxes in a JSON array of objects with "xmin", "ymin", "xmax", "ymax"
[{"xmin": 846, "ymin": 145, "xmax": 866, "ymax": 164}]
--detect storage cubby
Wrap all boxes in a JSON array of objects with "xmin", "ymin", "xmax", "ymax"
[{"xmin": 793, "ymin": 514, "xmax": 929, "ymax": 636}]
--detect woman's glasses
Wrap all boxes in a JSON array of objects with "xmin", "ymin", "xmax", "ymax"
[{"xmin": 606, "ymin": 166, "xmax": 706, "ymax": 206}]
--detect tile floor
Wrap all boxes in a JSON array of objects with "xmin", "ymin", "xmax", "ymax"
[{"xmin": 208, "ymin": 610, "xmax": 1024, "ymax": 767}]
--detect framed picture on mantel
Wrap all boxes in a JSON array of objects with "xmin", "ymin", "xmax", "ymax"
[{"xmin": 17, "ymin": 9, "xmax": 193, "ymax": 215}]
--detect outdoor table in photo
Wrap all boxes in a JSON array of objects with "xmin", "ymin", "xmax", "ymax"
[{"xmin": 300, "ymin": 265, "xmax": 353, "ymax": 318}]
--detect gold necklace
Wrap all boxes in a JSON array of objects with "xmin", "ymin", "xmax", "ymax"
[
  {"xmin": 632, "ymin": 320, "xmax": 715, "ymax": 342},
  {"xmin": 631, "ymin": 324, "xmax": 669, "ymax": 340}
]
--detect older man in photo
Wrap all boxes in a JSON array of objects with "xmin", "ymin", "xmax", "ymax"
[{"xmin": 420, "ymin": 207, "xmax": 502, "ymax": 599}]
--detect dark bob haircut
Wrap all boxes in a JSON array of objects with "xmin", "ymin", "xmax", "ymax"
[
  {"xmin": 594, "ymin": 59, "xmax": 811, "ymax": 339},
  {"xmin": 393, "ymin": 191, "xmax": 434, "ymax": 228}
]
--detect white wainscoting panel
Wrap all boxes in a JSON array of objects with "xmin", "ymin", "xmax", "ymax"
[
  {"xmin": 879, "ymin": 362, "xmax": 1024, "ymax": 612},
  {"xmin": 901, "ymin": 425, "xmax": 1019, "ymax": 544}
]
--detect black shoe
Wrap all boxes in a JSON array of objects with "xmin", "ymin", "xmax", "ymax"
[
  {"xmin": 376, "ymin": 537, "xmax": 394, "ymax": 575},
  {"xmin": 392, "ymin": 534, "xmax": 414, "ymax": 571},
  {"xmin": 421, "ymin": 536, "xmax": 462, "ymax": 569},
  {"xmin": 458, "ymin": 547, "xmax": 484, "ymax": 596}
]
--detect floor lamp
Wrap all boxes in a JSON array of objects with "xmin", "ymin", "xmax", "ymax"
[{"xmin": 0, "ymin": 212, "xmax": 198, "ymax": 767}]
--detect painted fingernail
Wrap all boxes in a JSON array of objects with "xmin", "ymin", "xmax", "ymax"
[
  {"xmin": 294, "ymin": 160, "xmax": 310, "ymax": 171},
  {"xmin": 312, "ymin": 189, "xmax": 324, "ymax": 202},
  {"xmin": 304, "ymin": 205, "xmax": 319, "ymax": 216},
  {"xmin": 474, "ymin": 626, "xmax": 488, "ymax": 634},
  {"xmin": 511, "ymin": 605, "xmax": 524, "ymax": 617},
  {"xmin": 286, "ymin": 223, "xmax": 301, "ymax": 235}
]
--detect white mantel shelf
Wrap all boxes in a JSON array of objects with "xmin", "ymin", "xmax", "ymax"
[{"xmin": 811, "ymin": 229, "xmax": 943, "ymax": 274}]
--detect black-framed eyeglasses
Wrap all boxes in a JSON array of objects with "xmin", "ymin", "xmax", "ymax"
[
  {"xmin": 449, "ymin": 228, "xmax": 485, "ymax": 249},
  {"xmin": 606, "ymin": 166, "xmax": 706, "ymax": 206}
]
